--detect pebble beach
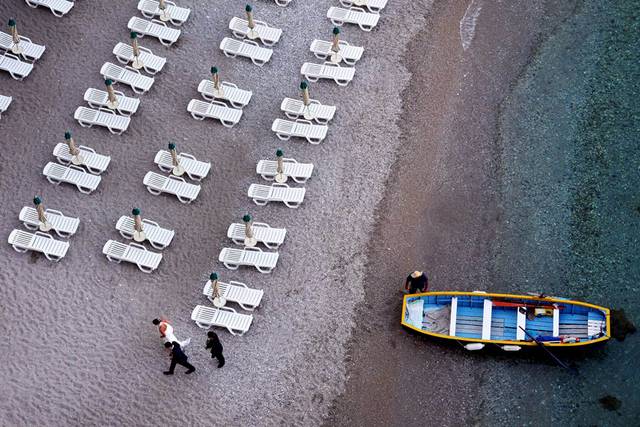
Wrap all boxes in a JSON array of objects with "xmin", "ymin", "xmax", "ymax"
[{"xmin": 1, "ymin": 0, "xmax": 638, "ymax": 426}]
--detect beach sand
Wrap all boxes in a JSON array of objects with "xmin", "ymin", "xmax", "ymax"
[{"xmin": 0, "ymin": 0, "xmax": 429, "ymax": 425}]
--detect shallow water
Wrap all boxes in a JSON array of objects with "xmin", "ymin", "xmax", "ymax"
[{"xmin": 486, "ymin": 0, "xmax": 640, "ymax": 424}]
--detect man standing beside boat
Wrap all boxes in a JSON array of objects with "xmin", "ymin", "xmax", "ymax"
[{"xmin": 405, "ymin": 271, "xmax": 429, "ymax": 294}]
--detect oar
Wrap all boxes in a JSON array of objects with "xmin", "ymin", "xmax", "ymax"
[{"xmin": 519, "ymin": 326, "xmax": 578, "ymax": 374}]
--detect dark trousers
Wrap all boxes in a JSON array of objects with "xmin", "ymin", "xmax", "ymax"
[
  {"xmin": 211, "ymin": 352, "xmax": 225, "ymax": 367},
  {"xmin": 168, "ymin": 358, "xmax": 195, "ymax": 373}
]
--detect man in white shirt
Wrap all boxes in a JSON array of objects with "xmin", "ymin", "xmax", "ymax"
[{"xmin": 152, "ymin": 318, "xmax": 191, "ymax": 348}]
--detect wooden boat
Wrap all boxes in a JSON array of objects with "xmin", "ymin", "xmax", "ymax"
[{"xmin": 401, "ymin": 291, "xmax": 610, "ymax": 351}]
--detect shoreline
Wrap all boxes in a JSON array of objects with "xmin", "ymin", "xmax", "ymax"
[{"xmin": 326, "ymin": 1, "xmax": 580, "ymax": 425}]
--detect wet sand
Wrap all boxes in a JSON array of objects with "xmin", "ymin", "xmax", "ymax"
[{"xmin": 328, "ymin": 0, "xmax": 639, "ymax": 425}]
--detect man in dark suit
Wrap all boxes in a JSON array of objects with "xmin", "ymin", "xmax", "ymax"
[
  {"xmin": 205, "ymin": 331, "xmax": 225, "ymax": 368},
  {"xmin": 163, "ymin": 341, "xmax": 196, "ymax": 375}
]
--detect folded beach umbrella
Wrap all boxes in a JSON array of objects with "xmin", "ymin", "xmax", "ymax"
[
  {"xmin": 8, "ymin": 19, "xmax": 22, "ymax": 54},
  {"xmin": 158, "ymin": 0, "xmax": 171, "ymax": 22},
  {"xmin": 132, "ymin": 207, "xmax": 146, "ymax": 242},
  {"xmin": 245, "ymin": 4, "xmax": 258, "ymax": 39},
  {"xmin": 243, "ymin": 214, "xmax": 257, "ymax": 247},
  {"xmin": 210, "ymin": 66, "xmax": 224, "ymax": 98},
  {"xmin": 130, "ymin": 31, "xmax": 144, "ymax": 70},
  {"xmin": 275, "ymin": 148, "xmax": 286, "ymax": 183},
  {"xmin": 33, "ymin": 196, "xmax": 52, "ymax": 232},
  {"xmin": 168, "ymin": 143, "xmax": 185, "ymax": 176},
  {"xmin": 330, "ymin": 27, "xmax": 342, "ymax": 63},
  {"xmin": 104, "ymin": 79, "xmax": 119, "ymax": 109},
  {"xmin": 300, "ymin": 81, "xmax": 315, "ymax": 121},
  {"xmin": 209, "ymin": 272, "xmax": 226, "ymax": 307},
  {"xmin": 64, "ymin": 131, "xmax": 83, "ymax": 165}
]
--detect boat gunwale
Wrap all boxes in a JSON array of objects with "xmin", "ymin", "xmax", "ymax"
[{"xmin": 401, "ymin": 291, "xmax": 611, "ymax": 347}]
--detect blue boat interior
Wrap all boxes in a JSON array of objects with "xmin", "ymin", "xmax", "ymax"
[{"xmin": 404, "ymin": 294, "xmax": 607, "ymax": 343}]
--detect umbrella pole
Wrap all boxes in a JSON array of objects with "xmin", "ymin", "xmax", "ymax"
[
  {"xmin": 245, "ymin": 5, "xmax": 259, "ymax": 40},
  {"xmin": 243, "ymin": 214, "xmax": 257, "ymax": 247},
  {"xmin": 300, "ymin": 81, "xmax": 315, "ymax": 121},
  {"xmin": 132, "ymin": 208, "xmax": 146, "ymax": 242},
  {"xmin": 34, "ymin": 196, "xmax": 52, "ymax": 232},
  {"xmin": 130, "ymin": 32, "xmax": 144, "ymax": 70},
  {"xmin": 8, "ymin": 19, "xmax": 23, "ymax": 55},
  {"xmin": 168, "ymin": 143, "xmax": 185, "ymax": 176},
  {"xmin": 330, "ymin": 27, "xmax": 342, "ymax": 64},
  {"xmin": 210, "ymin": 273, "xmax": 227, "ymax": 307},
  {"xmin": 158, "ymin": 0, "xmax": 171, "ymax": 22},
  {"xmin": 275, "ymin": 148, "xmax": 287, "ymax": 183},
  {"xmin": 65, "ymin": 131, "xmax": 84, "ymax": 166},
  {"xmin": 211, "ymin": 66, "xmax": 224, "ymax": 98},
  {"xmin": 105, "ymin": 79, "xmax": 119, "ymax": 109}
]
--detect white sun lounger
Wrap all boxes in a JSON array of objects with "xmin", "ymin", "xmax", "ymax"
[
  {"xmin": 84, "ymin": 88, "xmax": 140, "ymax": 116},
  {"xmin": 301, "ymin": 62, "xmax": 355, "ymax": 87},
  {"xmin": 203, "ymin": 280, "xmax": 264, "ymax": 311},
  {"xmin": 113, "ymin": 42, "xmax": 166, "ymax": 75},
  {"xmin": 191, "ymin": 305, "xmax": 253, "ymax": 336},
  {"xmin": 154, "ymin": 150, "xmax": 211, "ymax": 181},
  {"xmin": 19, "ymin": 207, "xmax": 79, "ymax": 238},
  {"xmin": 8, "ymin": 229, "xmax": 69, "ymax": 262},
  {"xmin": 229, "ymin": 17, "xmax": 282, "ymax": 46},
  {"xmin": 128, "ymin": 17, "xmax": 181, "ymax": 46},
  {"xmin": 0, "ymin": 95, "xmax": 11, "ymax": 119},
  {"xmin": 43, "ymin": 162, "xmax": 101, "ymax": 194},
  {"xmin": 137, "ymin": 0, "xmax": 191, "ymax": 26},
  {"xmin": 102, "ymin": 240, "xmax": 162, "ymax": 273},
  {"xmin": 187, "ymin": 99, "xmax": 242, "ymax": 128},
  {"xmin": 248, "ymin": 183, "xmax": 306, "ymax": 208},
  {"xmin": 272, "ymin": 118, "xmax": 328, "ymax": 144},
  {"xmin": 340, "ymin": 0, "xmax": 387, "ymax": 13},
  {"xmin": 0, "ymin": 53, "xmax": 33, "ymax": 81},
  {"xmin": 25, "ymin": 0, "xmax": 74, "ymax": 17},
  {"xmin": 274, "ymin": 0, "xmax": 291, "ymax": 6},
  {"xmin": 197, "ymin": 80, "xmax": 252, "ymax": 109},
  {"xmin": 256, "ymin": 158, "xmax": 314, "ymax": 183},
  {"xmin": 327, "ymin": 7, "xmax": 380, "ymax": 32},
  {"xmin": 280, "ymin": 98, "xmax": 336, "ymax": 125},
  {"xmin": 53, "ymin": 143, "xmax": 111, "ymax": 175},
  {"xmin": 0, "ymin": 31, "xmax": 46, "ymax": 62},
  {"xmin": 74, "ymin": 106, "xmax": 131, "ymax": 135},
  {"xmin": 220, "ymin": 37, "xmax": 272, "ymax": 67},
  {"xmin": 218, "ymin": 246, "xmax": 279, "ymax": 273},
  {"xmin": 310, "ymin": 39, "xmax": 364, "ymax": 66},
  {"xmin": 143, "ymin": 171, "xmax": 201, "ymax": 203},
  {"xmin": 227, "ymin": 222, "xmax": 287, "ymax": 249},
  {"xmin": 116, "ymin": 216, "xmax": 175, "ymax": 250},
  {"xmin": 100, "ymin": 62, "xmax": 155, "ymax": 94}
]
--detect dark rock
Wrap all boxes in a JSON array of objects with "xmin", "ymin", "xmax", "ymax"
[
  {"xmin": 610, "ymin": 308, "xmax": 637, "ymax": 341},
  {"xmin": 598, "ymin": 394, "xmax": 622, "ymax": 411}
]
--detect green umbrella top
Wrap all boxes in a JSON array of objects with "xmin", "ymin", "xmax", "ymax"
[
  {"xmin": 210, "ymin": 272, "xmax": 218, "ymax": 281},
  {"xmin": 130, "ymin": 31, "xmax": 138, "ymax": 39},
  {"xmin": 8, "ymin": 19, "xmax": 16, "ymax": 28},
  {"xmin": 276, "ymin": 148, "xmax": 284, "ymax": 157},
  {"xmin": 245, "ymin": 4, "xmax": 252, "ymax": 12},
  {"xmin": 333, "ymin": 27, "xmax": 340, "ymax": 35},
  {"xmin": 105, "ymin": 79, "xmax": 113, "ymax": 86},
  {"xmin": 64, "ymin": 131, "xmax": 72, "ymax": 140},
  {"xmin": 300, "ymin": 81, "xmax": 308, "ymax": 90},
  {"xmin": 242, "ymin": 214, "xmax": 252, "ymax": 223},
  {"xmin": 168, "ymin": 143, "xmax": 176, "ymax": 150},
  {"xmin": 33, "ymin": 196, "xmax": 42, "ymax": 205},
  {"xmin": 132, "ymin": 207, "xmax": 141, "ymax": 216},
  {"xmin": 210, "ymin": 66, "xmax": 218, "ymax": 74}
]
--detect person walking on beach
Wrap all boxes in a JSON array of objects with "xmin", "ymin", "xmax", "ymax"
[
  {"xmin": 163, "ymin": 341, "xmax": 196, "ymax": 375},
  {"xmin": 152, "ymin": 318, "xmax": 191, "ymax": 348},
  {"xmin": 405, "ymin": 271, "xmax": 429, "ymax": 294},
  {"xmin": 205, "ymin": 331, "xmax": 225, "ymax": 368}
]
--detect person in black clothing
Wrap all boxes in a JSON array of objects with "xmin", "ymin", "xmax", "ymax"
[
  {"xmin": 405, "ymin": 271, "xmax": 428, "ymax": 294},
  {"xmin": 206, "ymin": 331, "xmax": 225, "ymax": 368},
  {"xmin": 163, "ymin": 341, "xmax": 196, "ymax": 375}
]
